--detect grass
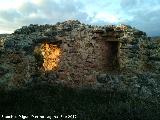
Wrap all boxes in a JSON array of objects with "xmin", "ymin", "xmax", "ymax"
[{"xmin": 0, "ymin": 83, "xmax": 160, "ymax": 120}]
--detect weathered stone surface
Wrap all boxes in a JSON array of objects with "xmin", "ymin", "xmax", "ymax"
[
  {"xmin": 96, "ymin": 73, "xmax": 160, "ymax": 98},
  {"xmin": 0, "ymin": 67, "xmax": 9, "ymax": 77}
]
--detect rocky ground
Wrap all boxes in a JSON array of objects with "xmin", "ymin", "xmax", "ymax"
[{"xmin": 0, "ymin": 83, "xmax": 160, "ymax": 120}]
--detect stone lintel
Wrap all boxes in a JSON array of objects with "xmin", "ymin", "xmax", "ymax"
[{"xmin": 92, "ymin": 29, "xmax": 104, "ymax": 34}]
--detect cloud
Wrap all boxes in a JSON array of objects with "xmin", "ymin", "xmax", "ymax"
[
  {"xmin": 0, "ymin": 0, "xmax": 89, "ymax": 33},
  {"xmin": 0, "ymin": 0, "xmax": 160, "ymax": 36},
  {"xmin": 36, "ymin": 0, "xmax": 89, "ymax": 23},
  {"xmin": 120, "ymin": 0, "xmax": 138, "ymax": 9},
  {"xmin": 18, "ymin": 1, "xmax": 38, "ymax": 16},
  {"xmin": 127, "ymin": 9, "xmax": 160, "ymax": 36},
  {"xmin": 0, "ymin": 9, "xmax": 21, "ymax": 22},
  {"xmin": 94, "ymin": 12, "xmax": 119, "ymax": 23},
  {"xmin": 119, "ymin": 0, "xmax": 160, "ymax": 36}
]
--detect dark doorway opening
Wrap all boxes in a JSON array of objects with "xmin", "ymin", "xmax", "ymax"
[{"xmin": 105, "ymin": 41, "xmax": 120, "ymax": 71}]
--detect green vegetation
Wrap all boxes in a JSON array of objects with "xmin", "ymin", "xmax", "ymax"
[{"xmin": 0, "ymin": 84, "xmax": 160, "ymax": 120}]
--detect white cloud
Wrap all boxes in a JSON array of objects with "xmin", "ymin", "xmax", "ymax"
[
  {"xmin": 0, "ymin": 0, "xmax": 89, "ymax": 33},
  {"xmin": 0, "ymin": 0, "xmax": 160, "ymax": 36},
  {"xmin": 0, "ymin": 0, "xmax": 25, "ymax": 10},
  {"xmin": 94, "ymin": 12, "xmax": 119, "ymax": 23}
]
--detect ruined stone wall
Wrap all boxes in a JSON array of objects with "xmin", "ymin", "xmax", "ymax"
[
  {"xmin": 56, "ymin": 28, "xmax": 110, "ymax": 86},
  {"xmin": 118, "ymin": 27, "xmax": 149, "ymax": 72},
  {"xmin": 141, "ymin": 38, "xmax": 160, "ymax": 73},
  {"xmin": 0, "ymin": 20, "xmax": 152, "ymax": 88}
]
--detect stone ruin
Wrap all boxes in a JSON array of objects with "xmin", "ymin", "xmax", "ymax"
[{"xmin": 0, "ymin": 20, "xmax": 160, "ymax": 96}]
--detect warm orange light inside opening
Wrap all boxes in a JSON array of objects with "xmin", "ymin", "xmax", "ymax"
[{"xmin": 40, "ymin": 43, "xmax": 61, "ymax": 71}]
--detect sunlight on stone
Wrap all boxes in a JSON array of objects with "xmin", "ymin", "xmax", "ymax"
[{"xmin": 40, "ymin": 43, "xmax": 61, "ymax": 71}]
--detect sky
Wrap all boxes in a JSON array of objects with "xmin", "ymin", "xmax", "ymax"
[{"xmin": 0, "ymin": 0, "xmax": 160, "ymax": 36}]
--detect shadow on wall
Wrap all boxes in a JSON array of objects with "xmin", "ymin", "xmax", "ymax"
[{"xmin": 105, "ymin": 41, "xmax": 120, "ymax": 71}]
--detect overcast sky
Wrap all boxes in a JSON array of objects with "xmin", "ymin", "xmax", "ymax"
[{"xmin": 0, "ymin": 0, "xmax": 160, "ymax": 36}]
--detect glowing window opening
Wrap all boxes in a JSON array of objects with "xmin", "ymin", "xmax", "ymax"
[{"xmin": 40, "ymin": 43, "xmax": 61, "ymax": 71}]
